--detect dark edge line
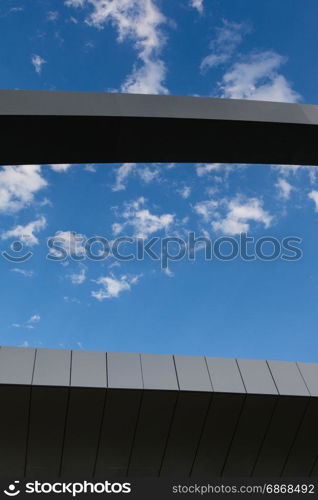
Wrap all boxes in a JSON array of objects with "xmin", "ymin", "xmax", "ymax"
[
  {"xmin": 220, "ymin": 360, "xmax": 248, "ymax": 477},
  {"xmin": 158, "ymin": 355, "xmax": 180, "ymax": 477},
  {"xmin": 92, "ymin": 351, "xmax": 108, "ymax": 478},
  {"xmin": 58, "ymin": 350, "xmax": 72, "ymax": 478},
  {"xmin": 249, "ymin": 360, "xmax": 280, "ymax": 477},
  {"xmin": 126, "ymin": 354, "xmax": 145, "ymax": 477},
  {"xmin": 23, "ymin": 348, "xmax": 37, "ymax": 477},
  {"xmin": 280, "ymin": 395, "xmax": 311, "ymax": 477}
]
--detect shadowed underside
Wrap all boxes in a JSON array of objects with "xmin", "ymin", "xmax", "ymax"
[{"xmin": 0, "ymin": 346, "xmax": 318, "ymax": 479}]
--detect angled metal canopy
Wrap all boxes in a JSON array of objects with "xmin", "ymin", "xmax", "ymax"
[
  {"xmin": 1, "ymin": 89, "xmax": 318, "ymax": 166},
  {"xmin": 0, "ymin": 346, "xmax": 318, "ymax": 479}
]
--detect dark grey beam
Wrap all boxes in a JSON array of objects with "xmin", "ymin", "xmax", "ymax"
[{"xmin": 1, "ymin": 89, "xmax": 318, "ymax": 166}]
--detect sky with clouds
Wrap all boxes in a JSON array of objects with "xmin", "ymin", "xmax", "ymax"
[{"xmin": 1, "ymin": 0, "xmax": 318, "ymax": 361}]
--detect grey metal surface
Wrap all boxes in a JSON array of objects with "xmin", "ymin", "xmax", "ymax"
[
  {"xmin": 141, "ymin": 353, "xmax": 178, "ymax": 391},
  {"xmin": 297, "ymin": 362, "xmax": 318, "ymax": 396},
  {"xmin": 206, "ymin": 357, "xmax": 245, "ymax": 393},
  {"xmin": 1, "ymin": 346, "xmax": 318, "ymax": 479},
  {"xmin": 0, "ymin": 346, "xmax": 35, "ymax": 385},
  {"xmin": 32, "ymin": 348, "xmax": 71, "ymax": 386},
  {"xmin": 2, "ymin": 89, "xmax": 318, "ymax": 165},
  {"xmin": 267, "ymin": 360, "xmax": 309, "ymax": 396},
  {"xmin": 237, "ymin": 359, "xmax": 278, "ymax": 395},
  {"xmin": 71, "ymin": 350, "xmax": 107, "ymax": 388},
  {"xmin": 107, "ymin": 352, "xmax": 143, "ymax": 389},
  {"xmin": 174, "ymin": 355, "xmax": 212, "ymax": 392}
]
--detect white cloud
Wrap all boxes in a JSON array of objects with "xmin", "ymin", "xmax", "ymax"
[
  {"xmin": 201, "ymin": 20, "xmax": 250, "ymax": 71},
  {"xmin": 28, "ymin": 314, "xmax": 41, "ymax": 324},
  {"xmin": 49, "ymin": 230, "xmax": 86, "ymax": 258},
  {"xmin": 219, "ymin": 51, "xmax": 300, "ymax": 102},
  {"xmin": 212, "ymin": 197, "xmax": 273, "ymax": 235},
  {"xmin": 276, "ymin": 178, "xmax": 293, "ymax": 200},
  {"xmin": 112, "ymin": 197, "xmax": 174, "ymax": 238},
  {"xmin": 112, "ymin": 163, "xmax": 160, "ymax": 191},
  {"xmin": 31, "ymin": 54, "xmax": 47, "ymax": 74},
  {"xmin": 1, "ymin": 216, "xmax": 47, "ymax": 246},
  {"xmin": 112, "ymin": 163, "xmax": 136, "ymax": 191},
  {"xmin": 12, "ymin": 314, "xmax": 40, "ymax": 330},
  {"xmin": 84, "ymin": 164, "xmax": 96, "ymax": 172},
  {"xmin": 273, "ymin": 164, "xmax": 318, "ymax": 184},
  {"xmin": 69, "ymin": 267, "xmax": 87, "ymax": 284},
  {"xmin": 0, "ymin": 165, "xmax": 47, "ymax": 213},
  {"xmin": 50, "ymin": 164, "xmax": 72, "ymax": 172},
  {"xmin": 121, "ymin": 58, "xmax": 168, "ymax": 94},
  {"xmin": 11, "ymin": 268, "xmax": 34, "ymax": 278},
  {"xmin": 194, "ymin": 200, "xmax": 218, "ymax": 221},
  {"xmin": 196, "ymin": 163, "xmax": 223, "ymax": 177},
  {"xmin": 190, "ymin": 0, "xmax": 204, "ymax": 13},
  {"xmin": 47, "ymin": 10, "xmax": 59, "ymax": 21},
  {"xmin": 92, "ymin": 273, "xmax": 139, "ymax": 300},
  {"xmin": 178, "ymin": 186, "xmax": 191, "ymax": 199},
  {"xmin": 66, "ymin": 0, "xmax": 168, "ymax": 94},
  {"xmin": 308, "ymin": 190, "xmax": 318, "ymax": 211}
]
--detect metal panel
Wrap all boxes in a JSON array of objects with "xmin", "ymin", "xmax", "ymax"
[
  {"xmin": 160, "ymin": 392, "xmax": 211, "ymax": 476},
  {"xmin": 71, "ymin": 350, "xmax": 107, "ymax": 388},
  {"xmin": 253, "ymin": 396, "xmax": 309, "ymax": 477},
  {"xmin": 26, "ymin": 349, "xmax": 71, "ymax": 478},
  {"xmin": 128, "ymin": 390, "xmax": 177, "ymax": 476},
  {"xmin": 0, "ymin": 385, "xmax": 31, "ymax": 477},
  {"xmin": 222, "ymin": 394, "xmax": 277, "ymax": 477},
  {"xmin": 206, "ymin": 357, "xmax": 245, "ymax": 394},
  {"xmin": 192, "ymin": 393, "xmax": 245, "ymax": 477},
  {"xmin": 61, "ymin": 387, "xmax": 106, "ymax": 477},
  {"xmin": 283, "ymin": 399, "xmax": 318, "ymax": 476},
  {"xmin": 141, "ymin": 354, "xmax": 178, "ymax": 391},
  {"xmin": 268, "ymin": 361, "xmax": 309, "ymax": 396},
  {"xmin": 95, "ymin": 389, "xmax": 142, "ymax": 477},
  {"xmin": 0, "ymin": 346, "xmax": 35, "ymax": 385},
  {"xmin": 174, "ymin": 355, "xmax": 212, "ymax": 392},
  {"xmin": 297, "ymin": 362, "xmax": 318, "ymax": 397},
  {"xmin": 107, "ymin": 352, "xmax": 143, "ymax": 389},
  {"xmin": 26, "ymin": 387, "xmax": 69, "ymax": 478},
  {"xmin": 237, "ymin": 359, "xmax": 277, "ymax": 395},
  {"xmin": 33, "ymin": 348, "xmax": 71, "ymax": 386}
]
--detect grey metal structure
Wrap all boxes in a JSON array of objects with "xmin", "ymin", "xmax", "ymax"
[
  {"xmin": 1, "ymin": 89, "xmax": 318, "ymax": 166},
  {"xmin": 0, "ymin": 346, "xmax": 318, "ymax": 478}
]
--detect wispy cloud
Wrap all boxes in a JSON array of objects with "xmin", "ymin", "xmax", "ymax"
[
  {"xmin": 201, "ymin": 20, "xmax": 251, "ymax": 71},
  {"xmin": 69, "ymin": 266, "xmax": 87, "ymax": 284},
  {"xmin": 112, "ymin": 197, "xmax": 174, "ymax": 238},
  {"xmin": 276, "ymin": 178, "xmax": 293, "ymax": 200},
  {"xmin": 50, "ymin": 164, "xmax": 72, "ymax": 172},
  {"xmin": 178, "ymin": 186, "xmax": 191, "ymax": 199},
  {"xmin": 112, "ymin": 163, "xmax": 160, "ymax": 191},
  {"xmin": 1, "ymin": 216, "xmax": 47, "ymax": 246},
  {"xmin": 189, "ymin": 0, "xmax": 204, "ymax": 14},
  {"xmin": 91, "ymin": 273, "xmax": 140, "ymax": 300},
  {"xmin": 11, "ymin": 268, "xmax": 34, "ymax": 278},
  {"xmin": 47, "ymin": 10, "xmax": 59, "ymax": 21},
  {"xmin": 65, "ymin": 0, "xmax": 169, "ymax": 94},
  {"xmin": 12, "ymin": 314, "xmax": 41, "ymax": 330},
  {"xmin": 219, "ymin": 51, "xmax": 300, "ymax": 102},
  {"xmin": 31, "ymin": 54, "xmax": 47, "ymax": 74},
  {"xmin": 308, "ymin": 190, "xmax": 318, "ymax": 211}
]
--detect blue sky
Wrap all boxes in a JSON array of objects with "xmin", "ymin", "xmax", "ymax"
[{"xmin": 1, "ymin": 0, "xmax": 318, "ymax": 361}]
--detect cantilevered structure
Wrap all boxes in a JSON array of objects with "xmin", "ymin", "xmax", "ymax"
[
  {"xmin": 0, "ymin": 89, "xmax": 318, "ymax": 166},
  {"xmin": 0, "ymin": 346, "xmax": 318, "ymax": 478}
]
